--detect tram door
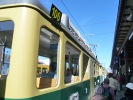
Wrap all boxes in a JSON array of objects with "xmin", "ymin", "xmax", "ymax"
[
  {"xmin": 82, "ymin": 53, "xmax": 90, "ymax": 100},
  {"xmin": 90, "ymin": 61, "xmax": 95, "ymax": 97},
  {"xmin": 61, "ymin": 42, "xmax": 82, "ymax": 100}
]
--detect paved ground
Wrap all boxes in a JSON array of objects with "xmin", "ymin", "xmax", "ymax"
[
  {"xmin": 116, "ymin": 85, "xmax": 126, "ymax": 100},
  {"xmin": 116, "ymin": 90, "xmax": 124, "ymax": 100}
]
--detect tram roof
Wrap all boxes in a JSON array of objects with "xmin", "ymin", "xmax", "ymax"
[
  {"xmin": 0, "ymin": 0, "xmax": 99, "ymax": 63},
  {"xmin": 0, "ymin": 0, "xmax": 49, "ymax": 14},
  {"xmin": 111, "ymin": 0, "xmax": 133, "ymax": 68}
]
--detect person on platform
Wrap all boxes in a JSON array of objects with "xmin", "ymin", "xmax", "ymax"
[
  {"xmin": 109, "ymin": 73, "xmax": 118, "ymax": 95},
  {"xmin": 130, "ymin": 74, "xmax": 133, "ymax": 83},
  {"xmin": 124, "ymin": 83, "xmax": 133, "ymax": 100},
  {"xmin": 116, "ymin": 75, "xmax": 120, "ymax": 92},
  {"xmin": 97, "ymin": 78, "xmax": 115, "ymax": 100},
  {"xmin": 90, "ymin": 94, "xmax": 106, "ymax": 100},
  {"xmin": 120, "ymin": 83, "xmax": 133, "ymax": 100}
]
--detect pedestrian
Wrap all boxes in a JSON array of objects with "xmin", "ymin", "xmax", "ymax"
[
  {"xmin": 120, "ymin": 83, "xmax": 133, "ymax": 100},
  {"xmin": 90, "ymin": 94, "xmax": 106, "ymax": 100},
  {"xmin": 116, "ymin": 75, "xmax": 120, "ymax": 92},
  {"xmin": 129, "ymin": 74, "xmax": 133, "ymax": 83},
  {"xmin": 96, "ymin": 78, "xmax": 115, "ymax": 100},
  {"xmin": 124, "ymin": 83, "xmax": 133, "ymax": 100},
  {"xmin": 109, "ymin": 73, "xmax": 118, "ymax": 95}
]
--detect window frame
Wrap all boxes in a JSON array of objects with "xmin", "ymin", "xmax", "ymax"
[
  {"xmin": 64, "ymin": 41, "xmax": 81, "ymax": 85},
  {"xmin": 36, "ymin": 27, "xmax": 60, "ymax": 89}
]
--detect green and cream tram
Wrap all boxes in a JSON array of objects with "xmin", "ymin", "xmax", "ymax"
[{"xmin": 0, "ymin": 0, "xmax": 105, "ymax": 100}]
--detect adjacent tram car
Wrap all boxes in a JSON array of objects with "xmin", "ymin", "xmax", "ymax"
[{"xmin": 0, "ymin": 0, "xmax": 106, "ymax": 100}]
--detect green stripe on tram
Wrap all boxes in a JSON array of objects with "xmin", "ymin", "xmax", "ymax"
[
  {"xmin": 2, "ymin": 80, "xmax": 91, "ymax": 100},
  {"xmin": 1, "ymin": 90, "xmax": 61, "ymax": 100}
]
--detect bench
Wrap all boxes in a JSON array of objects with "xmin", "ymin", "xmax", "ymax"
[
  {"xmin": 74, "ymin": 76, "xmax": 79, "ymax": 82},
  {"xmin": 83, "ymin": 74, "xmax": 89, "ymax": 80},
  {"xmin": 36, "ymin": 77, "xmax": 56, "ymax": 89}
]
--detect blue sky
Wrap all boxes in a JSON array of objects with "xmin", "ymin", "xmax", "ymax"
[{"xmin": 39, "ymin": 0, "xmax": 119, "ymax": 72}]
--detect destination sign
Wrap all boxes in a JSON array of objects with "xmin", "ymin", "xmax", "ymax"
[{"xmin": 50, "ymin": 4, "xmax": 62, "ymax": 23}]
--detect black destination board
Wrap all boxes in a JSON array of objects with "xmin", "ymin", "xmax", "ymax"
[{"xmin": 50, "ymin": 4, "xmax": 62, "ymax": 24}]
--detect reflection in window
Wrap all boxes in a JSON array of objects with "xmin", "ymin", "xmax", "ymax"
[
  {"xmin": 64, "ymin": 42, "xmax": 80, "ymax": 84},
  {"xmin": 0, "ymin": 21, "xmax": 14, "ymax": 77},
  {"xmin": 36, "ymin": 28, "xmax": 59, "ymax": 89}
]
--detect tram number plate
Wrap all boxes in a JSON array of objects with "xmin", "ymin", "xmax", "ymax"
[{"xmin": 50, "ymin": 4, "xmax": 62, "ymax": 24}]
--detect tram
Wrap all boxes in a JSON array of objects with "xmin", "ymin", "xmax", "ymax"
[{"xmin": 0, "ymin": 0, "xmax": 106, "ymax": 100}]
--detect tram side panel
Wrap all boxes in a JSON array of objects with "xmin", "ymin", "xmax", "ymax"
[
  {"xmin": 89, "ymin": 60, "xmax": 95, "ymax": 97},
  {"xmin": 33, "ymin": 9, "xmax": 64, "ymax": 100},
  {"xmin": 0, "ymin": 2, "xmax": 100, "ymax": 100},
  {"xmin": 60, "ymin": 40, "xmax": 83, "ymax": 100},
  {"xmin": 82, "ymin": 80, "xmax": 91, "ymax": 100},
  {"xmin": 0, "ymin": 6, "xmax": 63, "ymax": 100},
  {"xmin": 61, "ymin": 83, "xmax": 83, "ymax": 100},
  {"xmin": 61, "ymin": 43, "xmax": 92, "ymax": 100},
  {"xmin": 90, "ymin": 77, "xmax": 94, "ymax": 97},
  {"xmin": 82, "ymin": 53, "xmax": 91, "ymax": 100}
]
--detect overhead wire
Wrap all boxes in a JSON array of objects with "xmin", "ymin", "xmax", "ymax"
[
  {"xmin": 60, "ymin": 0, "xmax": 92, "ymax": 44},
  {"xmin": 60, "ymin": 0, "xmax": 100, "ymax": 57},
  {"xmin": 80, "ymin": 20, "xmax": 115, "ymax": 27},
  {"xmin": 60, "ymin": 0, "xmax": 113, "ymax": 57},
  {"xmin": 81, "ymin": 32, "xmax": 113, "ymax": 37}
]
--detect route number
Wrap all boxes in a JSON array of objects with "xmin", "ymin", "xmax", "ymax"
[{"xmin": 50, "ymin": 4, "xmax": 62, "ymax": 23}]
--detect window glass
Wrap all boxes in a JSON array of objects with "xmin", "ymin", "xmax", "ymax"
[
  {"xmin": 83, "ymin": 53, "xmax": 89, "ymax": 80},
  {"xmin": 64, "ymin": 42, "xmax": 80, "ymax": 84},
  {"xmin": 0, "ymin": 21, "xmax": 14, "ymax": 78},
  {"xmin": 90, "ymin": 61, "xmax": 93, "ymax": 78},
  {"xmin": 94, "ymin": 63, "xmax": 95, "ymax": 76},
  {"xmin": 96, "ymin": 65, "xmax": 99, "ymax": 76},
  {"xmin": 36, "ymin": 28, "xmax": 59, "ymax": 89},
  {"xmin": 95, "ymin": 64, "xmax": 98, "ymax": 76}
]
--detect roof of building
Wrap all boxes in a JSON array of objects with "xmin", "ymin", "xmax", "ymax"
[{"xmin": 111, "ymin": 0, "xmax": 133, "ymax": 68}]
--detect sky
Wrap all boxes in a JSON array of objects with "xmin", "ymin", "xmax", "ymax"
[{"xmin": 39, "ymin": 0, "xmax": 119, "ymax": 72}]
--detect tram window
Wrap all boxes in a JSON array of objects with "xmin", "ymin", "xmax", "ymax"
[
  {"xmin": 64, "ymin": 42, "xmax": 80, "ymax": 84},
  {"xmin": 94, "ymin": 64, "xmax": 95, "ymax": 76},
  {"xmin": 36, "ymin": 28, "xmax": 59, "ymax": 89},
  {"xmin": 0, "ymin": 21, "xmax": 14, "ymax": 78},
  {"xmin": 83, "ymin": 53, "xmax": 89, "ymax": 80},
  {"xmin": 96, "ymin": 65, "xmax": 99, "ymax": 76},
  {"xmin": 95, "ymin": 65, "xmax": 97, "ymax": 76},
  {"xmin": 97, "ymin": 66, "xmax": 99, "ymax": 75},
  {"xmin": 90, "ymin": 61, "xmax": 93, "ymax": 78}
]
